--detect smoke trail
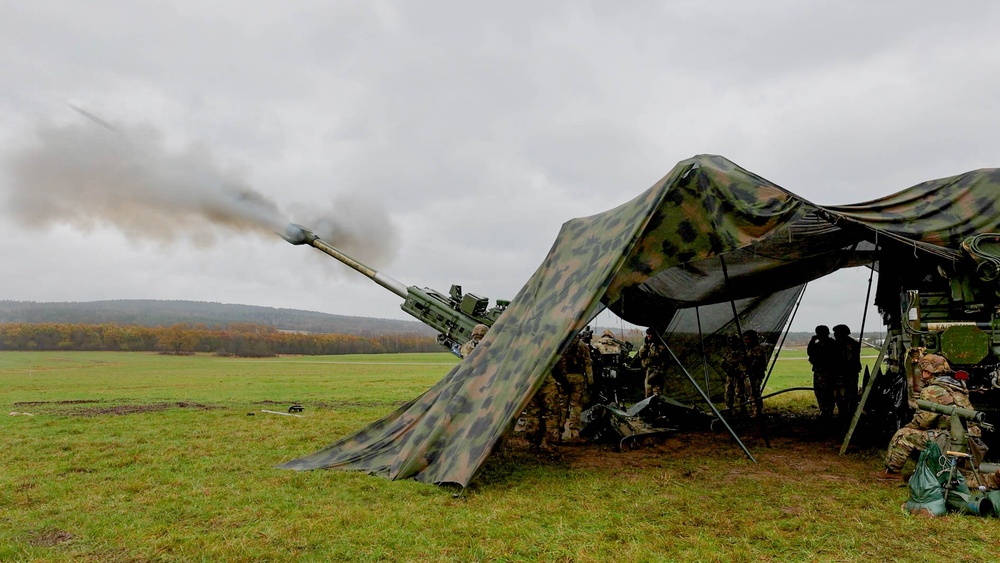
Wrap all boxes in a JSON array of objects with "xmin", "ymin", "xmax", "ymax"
[
  {"xmin": 2, "ymin": 117, "xmax": 399, "ymax": 264},
  {"xmin": 296, "ymin": 195, "xmax": 400, "ymax": 266},
  {"xmin": 4, "ymin": 120, "xmax": 287, "ymax": 243}
]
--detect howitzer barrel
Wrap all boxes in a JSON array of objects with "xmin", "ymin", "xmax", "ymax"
[
  {"xmin": 282, "ymin": 223, "xmax": 408, "ymax": 299},
  {"xmin": 281, "ymin": 222, "xmax": 508, "ymax": 356}
]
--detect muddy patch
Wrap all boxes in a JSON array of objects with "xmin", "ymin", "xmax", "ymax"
[
  {"xmin": 65, "ymin": 402, "xmax": 219, "ymax": 417},
  {"xmin": 254, "ymin": 399, "xmax": 407, "ymax": 409},
  {"xmin": 14, "ymin": 399, "xmax": 102, "ymax": 406},
  {"xmin": 491, "ymin": 412, "xmax": 878, "ymax": 483},
  {"xmin": 29, "ymin": 528, "xmax": 74, "ymax": 547}
]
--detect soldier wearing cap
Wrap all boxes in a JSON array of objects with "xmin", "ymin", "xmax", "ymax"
[
  {"xmin": 459, "ymin": 324, "xmax": 489, "ymax": 358},
  {"xmin": 874, "ymin": 353, "xmax": 980, "ymax": 481}
]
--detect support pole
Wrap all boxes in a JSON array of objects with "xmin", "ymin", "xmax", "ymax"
[
  {"xmin": 760, "ymin": 284, "xmax": 806, "ymax": 391},
  {"xmin": 840, "ymin": 250, "xmax": 880, "ymax": 454},
  {"xmin": 719, "ymin": 255, "xmax": 769, "ymax": 447},
  {"xmin": 840, "ymin": 337, "xmax": 890, "ymax": 455},
  {"xmin": 663, "ymin": 341, "xmax": 757, "ymax": 463},
  {"xmin": 719, "ymin": 256, "xmax": 743, "ymax": 339},
  {"xmin": 696, "ymin": 306, "xmax": 711, "ymax": 394}
]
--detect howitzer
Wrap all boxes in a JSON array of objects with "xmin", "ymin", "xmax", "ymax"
[{"xmin": 282, "ymin": 224, "xmax": 509, "ymax": 356}]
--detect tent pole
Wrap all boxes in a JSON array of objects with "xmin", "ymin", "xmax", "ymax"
[
  {"xmin": 696, "ymin": 306, "xmax": 711, "ymax": 394},
  {"xmin": 760, "ymin": 284, "xmax": 806, "ymax": 391},
  {"xmin": 662, "ymin": 342, "xmax": 757, "ymax": 462},
  {"xmin": 856, "ymin": 253, "xmax": 876, "ymax": 370},
  {"xmin": 840, "ymin": 336, "xmax": 890, "ymax": 454},
  {"xmin": 720, "ymin": 255, "xmax": 770, "ymax": 448},
  {"xmin": 719, "ymin": 256, "xmax": 744, "ymax": 339},
  {"xmin": 841, "ymin": 250, "xmax": 881, "ymax": 454}
]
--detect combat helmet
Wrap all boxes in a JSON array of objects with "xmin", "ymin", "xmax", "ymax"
[
  {"xmin": 918, "ymin": 354, "xmax": 952, "ymax": 375},
  {"xmin": 471, "ymin": 324, "xmax": 489, "ymax": 338}
]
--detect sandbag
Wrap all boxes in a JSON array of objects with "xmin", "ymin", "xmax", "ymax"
[{"xmin": 904, "ymin": 442, "xmax": 946, "ymax": 517}]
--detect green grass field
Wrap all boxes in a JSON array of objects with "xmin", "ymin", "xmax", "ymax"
[{"xmin": 1, "ymin": 350, "xmax": 995, "ymax": 562}]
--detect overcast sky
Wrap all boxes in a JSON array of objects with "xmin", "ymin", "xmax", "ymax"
[{"xmin": 2, "ymin": 1, "xmax": 999, "ymax": 335}]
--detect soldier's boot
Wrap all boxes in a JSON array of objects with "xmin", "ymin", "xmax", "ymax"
[
  {"xmin": 563, "ymin": 430, "xmax": 586, "ymax": 445},
  {"xmin": 536, "ymin": 439, "xmax": 561, "ymax": 459},
  {"xmin": 871, "ymin": 468, "xmax": 904, "ymax": 482}
]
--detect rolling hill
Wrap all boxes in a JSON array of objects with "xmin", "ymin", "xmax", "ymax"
[{"xmin": 0, "ymin": 299, "xmax": 434, "ymax": 336}]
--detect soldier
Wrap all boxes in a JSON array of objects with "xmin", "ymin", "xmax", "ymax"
[
  {"xmin": 832, "ymin": 324, "xmax": 862, "ymax": 422},
  {"xmin": 742, "ymin": 330, "xmax": 769, "ymax": 417},
  {"xmin": 722, "ymin": 334, "xmax": 753, "ymax": 418},
  {"xmin": 874, "ymin": 354, "xmax": 981, "ymax": 481},
  {"xmin": 905, "ymin": 346, "xmax": 926, "ymax": 408},
  {"xmin": 553, "ymin": 334, "xmax": 593, "ymax": 444},
  {"xmin": 807, "ymin": 325, "xmax": 838, "ymax": 421},
  {"xmin": 593, "ymin": 329, "xmax": 622, "ymax": 356},
  {"xmin": 522, "ymin": 367, "xmax": 566, "ymax": 454},
  {"xmin": 459, "ymin": 324, "xmax": 489, "ymax": 358},
  {"xmin": 637, "ymin": 327, "xmax": 667, "ymax": 397}
]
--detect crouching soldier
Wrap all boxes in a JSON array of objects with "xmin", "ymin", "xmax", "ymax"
[{"xmin": 875, "ymin": 354, "xmax": 981, "ymax": 481}]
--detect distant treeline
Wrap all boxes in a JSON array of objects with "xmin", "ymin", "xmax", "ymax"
[
  {"xmin": 0, "ymin": 300, "xmax": 435, "ymax": 337},
  {"xmin": 0, "ymin": 322, "xmax": 439, "ymax": 357}
]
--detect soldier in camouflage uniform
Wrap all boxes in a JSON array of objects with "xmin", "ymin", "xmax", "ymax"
[
  {"xmin": 459, "ymin": 324, "xmax": 489, "ymax": 358},
  {"xmin": 553, "ymin": 334, "xmax": 593, "ymax": 444},
  {"xmin": 722, "ymin": 334, "xmax": 750, "ymax": 416},
  {"xmin": 719, "ymin": 330, "xmax": 770, "ymax": 418},
  {"xmin": 637, "ymin": 327, "xmax": 668, "ymax": 397},
  {"xmin": 875, "ymin": 354, "xmax": 981, "ymax": 480},
  {"xmin": 807, "ymin": 325, "xmax": 838, "ymax": 421},
  {"xmin": 742, "ymin": 330, "xmax": 769, "ymax": 416},
  {"xmin": 593, "ymin": 329, "xmax": 622, "ymax": 356},
  {"xmin": 522, "ymin": 367, "xmax": 567, "ymax": 453},
  {"xmin": 905, "ymin": 346, "xmax": 926, "ymax": 409}
]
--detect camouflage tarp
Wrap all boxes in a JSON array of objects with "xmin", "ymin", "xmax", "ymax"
[{"xmin": 280, "ymin": 155, "xmax": 1000, "ymax": 487}]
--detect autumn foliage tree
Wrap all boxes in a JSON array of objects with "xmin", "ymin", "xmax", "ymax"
[{"xmin": 0, "ymin": 322, "xmax": 439, "ymax": 356}]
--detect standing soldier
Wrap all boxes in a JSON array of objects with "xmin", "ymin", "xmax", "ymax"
[
  {"xmin": 459, "ymin": 324, "xmax": 489, "ymax": 358},
  {"xmin": 637, "ymin": 327, "xmax": 667, "ymax": 397},
  {"xmin": 832, "ymin": 324, "xmax": 862, "ymax": 422},
  {"xmin": 742, "ymin": 330, "xmax": 769, "ymax": 417},
  {"xmin": 553, "ymin": 334, "xmax": 593, "ymax": 444},
  {"xmin": 807, "ymin": 325, "xmax": 838, "ymax": 421},
  {"xmin": 722, "ymin": 334, "xmax": 753, "ymax": 418},
  {"xmin": 522, "ymin": 369, "xmax": 566, "ymax": 455},
  {"xmin": 591, "ymin": 329, "xmax": 629, "ymax": 403}
]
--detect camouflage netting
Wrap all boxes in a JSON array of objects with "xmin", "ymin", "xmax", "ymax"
[{"xmin": 280, "ymin": 155, "xmax": 1000, "ymax": 487}]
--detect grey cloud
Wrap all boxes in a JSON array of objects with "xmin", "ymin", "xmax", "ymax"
[{"xmin": 1, "ymin": 1, "xmax": 997, "ymax": 333}]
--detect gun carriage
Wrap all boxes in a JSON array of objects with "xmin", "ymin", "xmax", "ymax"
[{"xmin": 282, "ymin": 223, "xmax": 509, "ymax": 356}]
